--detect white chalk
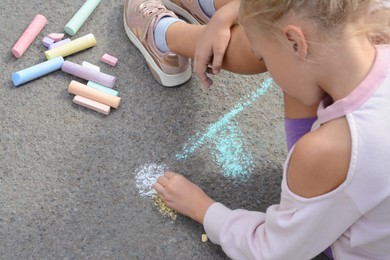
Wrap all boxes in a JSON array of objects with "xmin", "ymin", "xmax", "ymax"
[{"xmin": 82, "ymin": 61, "xmax": 100, "ymax": 71}]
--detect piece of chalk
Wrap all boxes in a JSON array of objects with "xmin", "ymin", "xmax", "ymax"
[
  {"xmin": 64, "ymin": 0, "xmax": 102, "ymax": 36},
  {"xmin": 49, "ymin": 38, "xmax": 71, "ymax": 50},
  {"xmin": 82, "ymin": 61, "xmax": 100, "ymax": 71},
  {"xmin": 42, "ymin": 37, "xmax": 55, "ymax": 48},
  {"xmin": 62, "ymin": 61, "xmax": 116, "ymax": 88},
  {"xmin": 73, "ymin": 95, "xmax": 110, "ymax": 115},
  {"xmin": 12, "ymin": 14, "xmax": 48, "ymax": 58},
  {"xmin": 101, "ymin": 53, "xmax": 118, "ymax": 67},
  {"xmin": 45, "ymin": 33, "xmax": 96, "ymax": 60},
  {"xmin": 12, "ymin": 56, "xmax": 65, "ymax": 87},
  {"xmin": 68, "ymin": 80, "xmax": 121, "ymax": 108},
  {"xmin": 87, "ymin": 81, "xmax": 119, "ymax": 96},
  {"xmin": 47, "ymin": 33, "xmax": 65, "ymax": 42}
]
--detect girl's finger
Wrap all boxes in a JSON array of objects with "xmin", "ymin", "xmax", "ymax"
[
  {"xmin": 156, "ymin": 175, "xmax": 169, "ymax": 186},
  {"xmin": 212, "ymin": 50, "xmax": 224, "ymax": 75},
  {"xmin": 153, "ymin": 181, "xmax": 165, "ymax": 194},
  {"xmin": 165, "ymin": 171, "xmax": 178, "ymax": 178}
]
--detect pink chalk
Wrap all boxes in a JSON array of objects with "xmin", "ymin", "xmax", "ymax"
[
  {"xmin": 101, "ymin": 53, "xmax": 118, "ymax": 67},
  {"xmin": 73, "ymin": 95, "xmax": 111, "ymax": 115},
  {"xmin": 47, "ymin": 33, "xmax": 65, "ymax": 42},
  {"xmin": 42, "ymin": 37, "xmax": 55, "ymax": 48},
  {"xmin": 12, "ymin": 14, "xmax": 48, "ymax": 58},
  {"xmin": 49, "ymin": 38, "xmax": 71, "ymax": 50}
]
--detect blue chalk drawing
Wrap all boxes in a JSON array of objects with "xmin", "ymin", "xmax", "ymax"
[
  {"xmin": 209, "ymin": 122, "xmax": 254, "ymax": 179},
  {"xmin": 176, "ymin": 77, "xmax": 274, "ymax": 180}
]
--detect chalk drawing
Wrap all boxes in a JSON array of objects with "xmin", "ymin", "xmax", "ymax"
[
  {"xmin": 176, "ymin": 77, "xmax": 273, "ymax": 179},
  {"xmin": 135, "ymin": 163, "xmax": 178, "ymax": 220},
  {"xmin": 134, "ymin": 77, "xmax": 274, "ymax": 219},
  {"xmin": 152, "ymin": 194, "xmax": 177, "ymax": 221},
  {"xmin": 208, "ymin": 122, "xmax": 254, "ymax": 179},
  {"xmin": 135, "ymin": 163, "xmax": 168, "ymax": 197}
]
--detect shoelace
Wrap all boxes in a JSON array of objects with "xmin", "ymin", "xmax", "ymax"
[
  {"xmin": 137, "ymin": 0, "xmax": 173, "ymax": 42},
  {"xmin": 139, "ymin": 1, "xmax": 166, "ymax": 17}
]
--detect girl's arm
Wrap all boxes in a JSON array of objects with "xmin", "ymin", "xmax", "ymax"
[
  {"xmin": 193, "ymin": 0, "xmax": 241, "ymax": 87},
  {"xmin": 154, "ymin": 118, "xmax": 356, "ymax": 259}
]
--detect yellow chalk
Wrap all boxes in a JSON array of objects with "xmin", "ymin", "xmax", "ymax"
[
  {"xmin": 201, "ymin": 234, "xmax": 208, "ymax": 242},
  {"xmin": 45, "ymin": 33, "xmax": 96, "ymax": 60},
  {"xmin": 152, "ymin": 195, "xmax": 177, "ymax": 221}
]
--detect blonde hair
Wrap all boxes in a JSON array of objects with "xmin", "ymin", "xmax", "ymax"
[{"xmin": 239, "ymin": 0, "xmax": 390, "ymax": 44}]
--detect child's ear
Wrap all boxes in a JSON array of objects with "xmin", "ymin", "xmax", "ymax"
[{"xmin": 283, "ymin": 25, "xmax": 308, "ymax": 60}]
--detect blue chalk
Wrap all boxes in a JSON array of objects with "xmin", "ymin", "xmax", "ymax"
[
  {"xmin": 12, "ymin": 56, "xmax": 64, "ymax": 87},
  {"xmin": 87, "ymin": 81, "xmax": 119, "ymax": 96}
]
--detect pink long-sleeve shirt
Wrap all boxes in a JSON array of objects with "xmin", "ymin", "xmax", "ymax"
[{"xmin": 204, "ymin": 45, "xmax": 390, "ymax": 260}]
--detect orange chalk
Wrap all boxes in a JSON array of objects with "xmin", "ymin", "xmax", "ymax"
[
  {"xmin": 68, "ymin": 80, "xmax": 121, "ymax": 109},
  {"xmin": 73, "ymin": 95, "xmax": 110, "ymax": 115},
  {"xmin": 12, "ymin": 14, "xmax": 48, "ymax": 58}
]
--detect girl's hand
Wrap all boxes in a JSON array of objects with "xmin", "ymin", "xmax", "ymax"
[
  {"xmin": 194, "ymin": 0, "xmax": 240, "ymax": 87},
  {"xmin": 153, "ymin": 171, "xmax": 214, "ymax": 224}
]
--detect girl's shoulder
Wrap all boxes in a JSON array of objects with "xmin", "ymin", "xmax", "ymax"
[{"xmin": 287, "ymin": 116, "xmax": 352, "ymax": 198}]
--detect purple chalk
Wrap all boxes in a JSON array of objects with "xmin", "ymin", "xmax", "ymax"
[
  {"xmin": 43, "ymin": 37, "xmax": 55, "ymax": 48},
  {"xmin": 61, "ymin": 61, "xmax": 116, "ymax": 88},
  {"xmin": 49, "ymin": 38, "xmax": 71, "ymax": 50}
]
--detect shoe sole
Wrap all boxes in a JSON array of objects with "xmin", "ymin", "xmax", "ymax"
[
  {"xmin": 123, "ymin": 10, "xmax": 192, "ymax": 87},
  {"xmin": 161, "ymin": 0, "xmax": 200, "ymax": 25}
]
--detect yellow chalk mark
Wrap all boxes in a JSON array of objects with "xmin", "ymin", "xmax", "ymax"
[{"xmin": 152, "ymin": 195, "xmax": 177, "ymax": 221}]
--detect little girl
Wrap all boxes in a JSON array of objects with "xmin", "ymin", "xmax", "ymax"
[{"xmin": 125, "ymin": 0, "xmax": 390, "ymax": 259}]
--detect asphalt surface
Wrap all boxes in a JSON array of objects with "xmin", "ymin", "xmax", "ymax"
[{"xmin": 0, "ymin": 1, "xmax": 328, "ymax": 259}]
